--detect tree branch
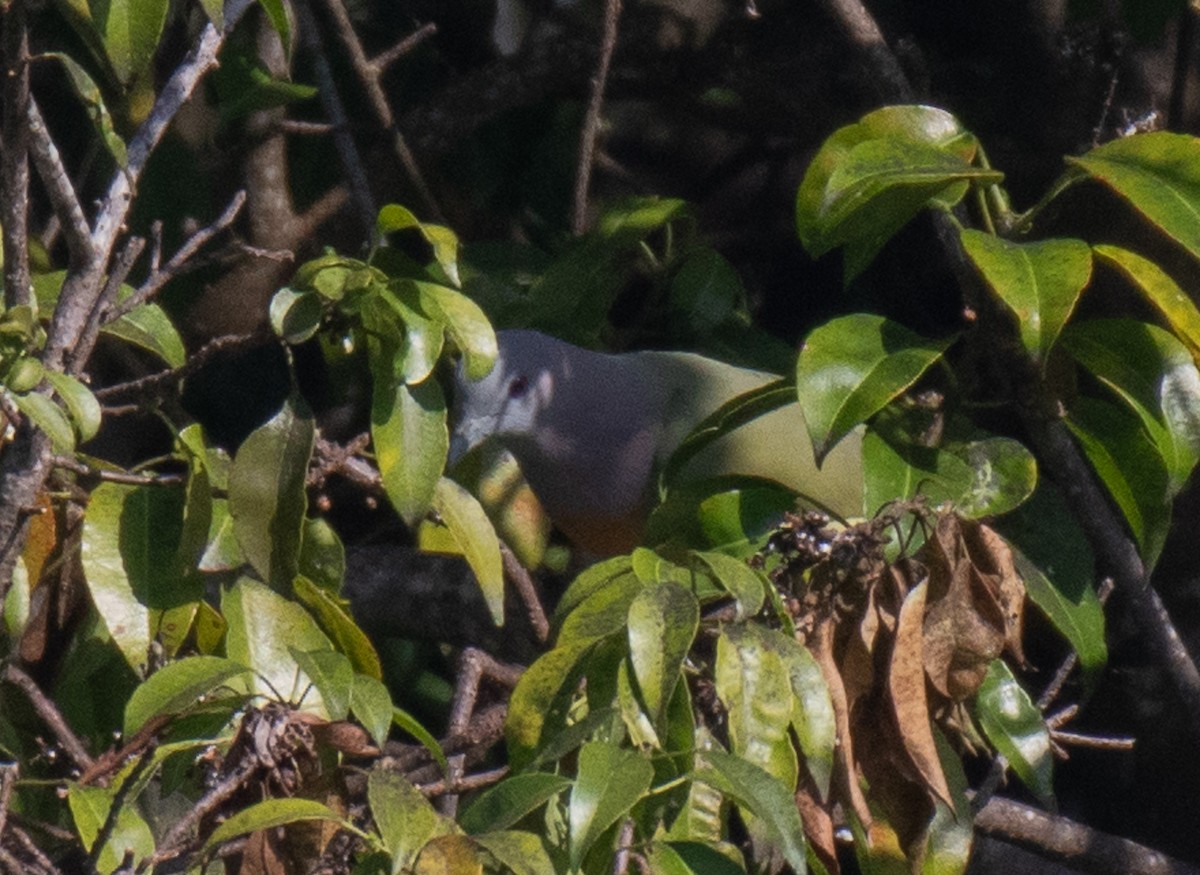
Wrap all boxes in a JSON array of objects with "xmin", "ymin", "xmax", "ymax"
[
  {"xmin": 1, "ymin": 2, "xmax": 31, "ymax": 309},
  {"xmin": 572, "ymin": 0, "xmax": 622, "ymax": 235}
]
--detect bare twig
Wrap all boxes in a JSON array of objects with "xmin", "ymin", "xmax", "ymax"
[
  {"xmin": 1, "ymin": 2, "xmax": 31, "ymax": 309},
  {"xmin": 975, "ymin": 796, "xmax": 1200, "ymax": 875},
  {"xmin": 93, "ymin": 331, "xmax": 265, "ymax": 404},
  {"xmin": 572, "ymin": 0, "xmax": 622, "ymax": 235},
  {"xmin": 108, "ymin": 190, "xmax": 248, "ymax": 322},
  {"xmin": 26, "ymin": 99, "xmax": 92, "ymax": 269},
  {"xmin": 3, "ymin": 822, "xmax": 63, "ymax": 875},
  {"xmin": 373, "ymin": 23, "xmax": 438, "ymax": 72},
  {"xmin": 501, "ymin": 544, "xmax": 550, "ymax": 643},
  {"xmin": 69, "ymin": 234, "xmax": 146, "ymax": 374},
  {"xmin": 0, "ymin": 762, "xmax": 16, "ymax": 842},
  {"xmin": 613, "ymin": 819, "xmax": 636, "ymax": 875},
  {"xmin": 1, "ymin": 665, "xmax": 93, "ymax": 772},
  {"xmin": 315, "ymin": 0, "xmax": 442, "ymax": 220},
  {"xmin": 294, "ymin": 0, "xmax": 376, "ymax": 235},
  {"xmin": 417, "ymin": 765, "xmax": 508, "ymax": 797},
  {"xmin": 50, "ymin": 456, "xmax": 184, "ymax": 487}
]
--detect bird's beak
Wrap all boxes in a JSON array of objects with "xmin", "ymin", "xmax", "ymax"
[{"xmin": 447, "ymin": 416, "xmax": 491, "ymax": 467}]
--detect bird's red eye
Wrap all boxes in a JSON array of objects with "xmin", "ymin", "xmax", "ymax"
[{"xmin": 508, "ymin": 376, "xmax": 529, "ymax": 398}]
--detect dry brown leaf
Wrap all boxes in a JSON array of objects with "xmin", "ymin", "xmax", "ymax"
[
  {"xmin": 240, "ymin": 828, "xmax": 289, "ymax": 875},
  {"xmin": 889, "ymin": 579, "xmax": 953, "ymax": 809},
  {"xmin": 796, "ymin": 780, "xmax": 839, "ymax": 875},
  {"xmin": 962, "ymin": 520, "xmax": 1027, "ymax": 666},
  {"xmin": 921, "ymin": 515, "xmax": 1006, "ymax": 700}
]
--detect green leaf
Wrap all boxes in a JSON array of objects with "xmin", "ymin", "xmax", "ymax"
[
  {"xmin": 863, "ymin": 428, "xmax": 1037, "ymax": 519},
  {"xmin": 13, "ymin": 391, "xmax": 75, "ymax": 452},
  {"xmin": 373, "ymin": 284, "xmax": 445, "ymax": 385},
  {"xmin": 415, "ymin": 281, "xmax": 498, "ymax": 380},
  {"xmin": 291, "ymin": 649, "xmax": 353, "ymax": 720},
  {"xmin": 43, "ymin": 52, "xmax": 126, "ymax": 165},
  {"xmin": 959, "ymin": 229, "xmax": 1091, "ymax": 364},
  {"xmin": 203, "ymin": 798, "xmax": 350, "ymax": 852},
  {"xmin": 473, "ymin": 831, "xmax": 557, "ymax": 875},
  {"xmin": 797, "ymin": 314, "xmax": 952, "ymax": 461},
  {"xmin": 974, "ymin": 660, "xmax": 1055, "ymax": 807},
  {"xmin": 392, "ymin": 704, "xmax": 449, "ymax": 773},
  {"xmin": 1067, "ymin": 131, "xmax": 1200, "ymax": 263},
  {"xmin": 222, "ymin": 577, "xmax": 333, "ymax": 711},
  {"xmin": 103, "ymin": 302, "xmax": 186, "ymax": 367},
  {"xmin": 692, "ymin": 550, "xmax": 766, "ymax": 620},
  {"xmin": 44, "ymin": 370, "xmax": 101, "ymax": 442},
  {"xmin": 81, "ymin": 482, "xmax": 152, "ymax": 672},
  {"xmin": 627, "ymin": 582, "xmax": 699, "ymax": 726},
  {"xmin": 558, "ymin": 570, "xmax": 644, "ymax": 647},
  {"xmin": 775, "ymin": 635, "xmax": 836, "ymax": 800},
  {"xmin": 69, "ymin": 782, "xmax": 155, "ymax": 874},
  {"xmin": 1061, "ymin": 318, "xmax": 1200, "ymax": 493},
  {"xmin": 715, "ymin": 626, "xmax": 794, "ymax": 775},
  {"xmin": 696, "ymin": 749, "xmax": 807, "ymax": 874},
  {"xmin": 651, "ymin": 841, "xmax": 747, "ymax": 875},
  {"xmin": 369, "ymin": 768, "xmax": 451, "ymax": 871},
  {"xmin": 269, "ymin": 287, "xmax": 324, "ymax": 344},
  {"xmin": 1068, "ymin": 396, "xmax": 1171, "ymax": 566},
  {"xmin": 347, "ymin": 672, "xmax": 392, "ymax": 748},
  {"xmin": 297, "ymin": 516, "xmax": 346, "ymax": 594},
  {"xmin": 553, "ymin": 555, "xmax": 635, "ymax": 626},
  {"xmin": 1092, "ymin": 244, "xmax": 1200, "ymax": 358},
  {"xmin": 256, "ymin": 0, "xmax": 292, "ymax": 61},
  {"xmin": 292, "ymin": 574, "xmax": 382, "ymax": 679},
  {"xmin": 123, "ymin": 655, "xmax": 247, "ymax": 737},
  {"xmin": 94, "ymin": 0, "xmax": 169, "ymax": 85},
  {"xmin": 669, "ymin": 248, "xmax": 746, "ymax": 333},
  {"xmin": 427, "ymin": 477, "xmax": 505, "ymax": 626},
  {"xmin": 229, "ymin": 397, "xmax": 314, "ymax": 588},
  {"xmin": 506, "ymin": 644, "xmax": 592, "ymax": 770},
  {"xmin": 372, "ymin": 376, "xmax": 447, "ymax": 527},
  {"xmin": 568, "ymin": 741, "xmax": 655, "ymax": 869},
  {"xmin": 459, "ymin": 773, "xmax": 573, "ymax": 835},
  {"xmin": 997, "ymin": 487, "xmax": 1106, "ymax": 682},
  {"xmin": 377, "ymin": 204, "xmax": 463, "ymax": 287}
]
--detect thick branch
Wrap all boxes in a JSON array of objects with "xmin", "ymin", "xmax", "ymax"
[{"xmin": 1, "ymin": 2, "xmax": 31, "ymax": 308}]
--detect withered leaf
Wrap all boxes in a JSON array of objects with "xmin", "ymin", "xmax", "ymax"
[
  {"xmin": 921, "ymin": 515, "xmax": 1007, "ymax": 701},
  {"xmin": 796, "ymin": 780, "xmax": 840, "ymax": 875},
  {"xmin": 889, "ymin": 579, "xmax": 954, "ymax": 809},
  {"xmin": 962, "ymin": 520, "xmax": 1027, "ymax": 666}
]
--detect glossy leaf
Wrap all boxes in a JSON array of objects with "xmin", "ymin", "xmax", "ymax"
[
  {"xmin": 391, "ymin": 702, "xmax": 449, "ymax": 773},
  {"xmin": 863, "ymin": 430, "xmax": 1037, "ymax": 519},
  {"xmin": 797, "ymin": 314, "xmax": 952, "ymax": 462},
  {"xmin": 554, "ymin": 555, "xmax": 635, "ymax": 626},
  {"xmin": 627, "ymin": 581, "xmax": 699, "ymax": 725},
  {"xmin": 459, "ymin": 773, "xmax": 572, "ymax": 834},
  {"xmin": 203, "ymin": 798, "xmax": 351, "ymax": 852},
  {"xmin": 269, "ymin": 287, "xmax": 324, "ymax": 343},
  {"xmin": 372, "ymin": 376, "xmax": 447, "ymax": 527},
  {"xmin": 222, "ymin": 577, "xmax": 332, "ymax": 712},
  {"xmin": 428, "ymin": 477, "xmax": 505, "ymax": 626},
  {"xmin": 960, "ymin": 229, "xmax": 1091, "ymax": 364},
  {"xmin": 558, "ymin": 570, "xmax": 644, "ymax": 646},
  {"xmin": 229, "ymin": 398, "xmax": 314, "ymax": 588},
  {"xmin": 506, "ymin": 644, "xmax": 591, "ymax": 769},
  {"xmin": 568, "ymin": 741, "xmax": 654, "ymax": 869},
  {"xmin": 123, "ymin": 655, "xmax": 247, "ymax": 737},
  {"xmin": 375, "ymin": 284, "xmax": 445, "ymax": 384},
  {"xmin": 415, "ymin": 281, "xmax": 498, "ymax": 380},
  {"xmin": 997, "ymin": 488, "xmax": 1106, "ymax": 682},
  {"xmin": 93, "ymin": 0, "xmax": 169, "ymax": 85},
  {"xmin": 1093, "ymin": 244, "xmax": 1200, "ymax": 357},
  {"xmin": 347, "ymin": 672, "xmax": 393, "ymax": 748},
  {"xmin": 1062, "ymin": 318, "xmax": 1200, "ymax": 493},
  {"xmin": 1068, "ymin": 132, "xmax": 1200, "ymax": 262},
  {"xmin": 43, "ymin": 371, "xmax": 101, "ymax": 442},
  {"xmin": 377, "ymin": 204, "xmax": 462, "ymax": 287},
  {"xmin": 774, "ymin": 634, "xmax": 836, "ymax": 800},
  {"xmin": 1068, "ymin": 396, "xmax": 1171, "ymax": 566},
  {"xmin": 974, "ymin": 660, "xmax": 1055, "ymax": 807},
  {"xmin": 696, "ymin": 749, "xmax": 807, "ymax": 874}
]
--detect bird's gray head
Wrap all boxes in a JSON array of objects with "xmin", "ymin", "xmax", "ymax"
[{"xmin": 449, "ymin": 329, "xmax": 566, "ymax": 464}]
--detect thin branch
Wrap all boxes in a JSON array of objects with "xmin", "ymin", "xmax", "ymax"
[
  {"xmin": 43, "ymin": 0, "xmax": 256, "ymax": 372},
  {"xmin": 572, "ymin": 0, "xmax": 622, "ymax": 235},
  {"xmin": 1, "ymin": 665, "xmax": 93, "ymax": 773},
  {"xmin": 69, "ymin": 234, "xmax": 145, "ymax": 375},
  {"xmin": 294, "ymin": 0, "xmax": 376, "ymax": 235},
  {"xmin": 816, "ymin": 0, "xmax": 913, "ymax": 102},
  {"xmin": 1170, "ymin": 6, "xmax": 1196, "ymax": 130},
  {"xmin": 26, "ymin": 99, "xmax": 92, "ymax": 268},
  {"xmin": 93, "ymin": 331, "xmax": 265, "ymax": 404},
  {"xmin": 108, "ymin": 190, "xmax": 248, "ymax": 322},
  {"xmin": 417, "ymin": 765, "xmax": 507, "ymax": 797},
  {"xmin": 372, "ymin": 22, "xmax": 438, "ymax": 73},
  {"xmin": 50, "ymin": 456, "xmax": 184, "ymax": 487},
  {"xmin": 975, "ymin": 796, "xmax": 1200, "ymax": 875},
  {"xmin": 501, "ymin": 544, "xmax": 550, "ymax": 643},
  {"xmin": 0, "ymin": 762, "xmax": 16, "ymax": 842},
  {"xmin": 315, "ymin": 0, "xmax": 443, "ymax": 220},
  {"xmin": 1, "ymin": 2, "xmax": 31, "ymax": 308}
]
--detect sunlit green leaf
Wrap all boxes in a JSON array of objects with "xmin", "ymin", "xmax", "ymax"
[
  {"xmin": 426, "ymin": 477, "xmax": 505, "ymax": 626},
  {"xmin": 291, "ymin": 648, "xmax": 353, "ymax": 720},
  {"xmin": 568, "ymin": 741, "xmax": 655, "ymax": 869},
  {"xmin": 370, "ymin": 768, "xmax": 452, "ymax": 870},
  {"xmin": 960, "ymin": 229, "xmax": 1091, "ymax": 364},
  {"xmin": 974, "ymin": 660, "xmax": 1055, "ymax": 807},
  {"xmin": 203, "ymin": 798, "xmax": 350, "ymax": 852},
  {"xmin": 69, "ymin": 781, "xmax": 155, "ymax": 874},
  {"xmin": 372, "ymin": 376, "xmax": 447, "ymax": 527},
  {"xmin": 1068, "ymin": 131, "xmax": 1200, "ymax": 263},
  {"xmin": 627, "ymin": 582, "xmax": 699, "ymax": 726},
  {"xmin": 13, "ymin": 391, "xmax": 75, "ymax": 452},
  {"xmin": 459, "ymin": 773, "xmax": 572, "ymax": 835},
  {"xmin": 43, "ymin": 52, "xmax": 126, "ymax": 165},
  {"xmin": 1093, "ymin": 244, "xmax": 1200, "ymax": 358},
  {"xmin": 797, "ymin": 314, "xmax": 952, "ymax": 462},
  {"xmin": 123, "ymin": 655, "xmax": 247, "ymax": 737}
]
